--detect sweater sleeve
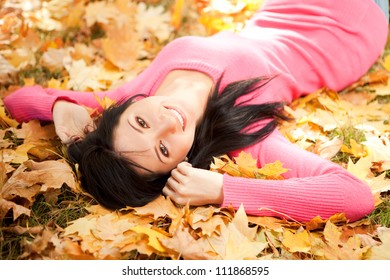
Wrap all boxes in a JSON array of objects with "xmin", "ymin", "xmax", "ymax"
[
  {"xmin": 3, "ymin": 82, "xmax": 135, "ymax": 123},
  {"xmin": 223, "ymin": 130, "xmax": 375, "ymax": 222}
]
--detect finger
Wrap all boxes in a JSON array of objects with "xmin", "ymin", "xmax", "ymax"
[
  {"xmin": 166, "ymin": 176, "xmax": 181, "ymax": 192},
  {"xmin": 85, "ymin": 123, "xmax": 95, "ymax": 133},
  {"xmin": 170, "ymin": 168, "xmax": 186, "ymax": 184},
  {"xmin": 55, "ymin": 128, "xmax": 72, "ymax": 144},
  {"xmin": 176, "ymin": 161, "xmax": 192, "ymax": 175},
  {"xmin": 162, "ymin": 185, "xmax": 172, "ymax": 197}
]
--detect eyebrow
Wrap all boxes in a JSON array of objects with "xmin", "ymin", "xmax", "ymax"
[{"xmin": 129, "ymin": 121, "xmax": 166, "ymax": 165}]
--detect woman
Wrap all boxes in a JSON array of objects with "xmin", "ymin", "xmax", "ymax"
[{"xmin": 4, "ymin": 0, "xmax": 388, "ymax": 222}]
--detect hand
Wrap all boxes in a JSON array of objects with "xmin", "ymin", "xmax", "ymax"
[
  {"xmin": 52, "ymin": 100, "xmax": 94, "ymax": 144},
  {"xmin": 162, "ymin": 162, "xmax": 224, "ymax": 206}
]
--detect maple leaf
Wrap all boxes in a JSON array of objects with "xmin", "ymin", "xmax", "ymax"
[
  {"xmin": 282, "ymin": 228, "xmax": 311, "ymax": 253},
  {"xmin": 319, "ymin": 221, "xmax": 369, "ymax": 259},
  {"xmin": 64, "ymin": 59, "xmax": 107, "ymax": 91},
  {"xmin": 84, "ymin": 1, "xmax": 121, "ymax": 27},
  {"xmin": 136, "ymin": 2, "xmax": 172, "ymax": 42},
  {"xmin": 2, "ymin": 159, "xmax": 78, "ymax": 207},
  {"xmin": 341, "ymin": 139, "xmax": 367, "ymax": 158},
  {"xmin": 257, "ymin": 160, "xmax": 288, "ymax": 179},
  {"xmin": 15, "ymin": 120, "xmax": 57, "ymax": 143},
  {"xmin": 347, "ymin": 156, "xmax": 372, "ymax": 182},
  {"xmin": 0, "ymin": 99, "xmax": 19, "ymax": 127},
  {"xmin": 0, "ymin": 198, "xmax": 31, "ymax": 220},
  {"xmin": 206, "ymin": 205, "xmax": 268, "ymax": 259},
  {"xmin": 129, "ymin": 225, "xmax": 170, "ymax": 254},
  {"xmin": 367, "ymin": 227, "xmax": 390, "ymax": 259},
  {"xmin": 0, "ymin": 54, "xmax": 17, "ymax": 85},
  {"xmin": 40, "ymin": 48, "xmax": 70, "ymax": 71},
  {"xmin": 211, "ymin": 152, "xmax": 288, "ymax": 179},
  {"xmin": 160, "ymin": 223, "xmax": 218, "ymax": 260}
]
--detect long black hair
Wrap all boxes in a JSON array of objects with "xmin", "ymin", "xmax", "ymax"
[{"xmin": 67, "ymin": 76, "xmax": 290, "ymax": 210}]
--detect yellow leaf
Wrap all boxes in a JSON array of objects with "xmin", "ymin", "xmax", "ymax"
[
  {"xmin": 47, "ymin": 78, "xmax": 68, "ymax": 89},
  {"xmin": 0, "ymin": 102, "xmax": 19, "ymax": 128},
  {"xmin": 232, "ymin": 204, "xmax": 257, "ymax": 239},
  {"xmin": 234, "ymin": 151, "xmax": 258, "ymax": 177},
  {"xmin": 384, "ymin": 54, "xmax": 390, "ymax": 72},
  {"xmin": 171, "ymin": 0, "xmax": 185, "ymax": 30},
  {"xmin": 130, "ymin": 225, "xmax": 169, "ymax": 253},
  {"xmin": 341, "ymin": 139, "xmax": 367, "ymax": 157},
  {"xmin": 211, "ymin": 152, "xmax": 287, "ymax": 179},
  {"xmin": 210, "ymin": 155, "xmax": 241, "ymax": 177},
  {"xmin": 94, "ymin": 95, "xmax": 116, "ymax": 110},
  {"xmin": 367, "ymin": 227, "xmax": 390, "ymax": 259},
  {"xmin": 64, "ymin": 216, "xmax": 98, "ymax": 237},
  {"xmin": 282, "ymin": 228, "xmax": 311, "ymax": 253},
  {"xmin": 257, "ymin": 160, "xmax": 288, "ymax": 179},
  {"xmin": 12, "ymin": 143, "xmax": 35, "ymax": 164},
  {"xmin": 347, "ymin": 156, "xmax": 372, "ymax": 182}
]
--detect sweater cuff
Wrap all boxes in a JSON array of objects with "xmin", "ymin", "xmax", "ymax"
[{"xmin": 3, "ymin": 86, "xmax": 77, "ymax": 122}]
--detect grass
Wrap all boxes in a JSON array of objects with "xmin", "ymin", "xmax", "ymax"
[
  {"xmin": 368, "ymin": 195, "xmax": 390, "ymax": 227},
  {"xmin": 0, "ymin": 186, "xmax": 92, "ymax": 260}
]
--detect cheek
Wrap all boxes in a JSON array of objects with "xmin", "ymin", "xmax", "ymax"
[{"xmin": 171, "ymin": 135, "xmax": 193, "ymax": 158}]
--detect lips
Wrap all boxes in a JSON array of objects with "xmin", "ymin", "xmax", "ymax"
[{"xmin": 166, "ymin": 107, "xmax": 186, "ymax": 131}]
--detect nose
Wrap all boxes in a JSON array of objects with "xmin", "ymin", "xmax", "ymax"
[{"xmin": 156, "ymin": 113, "xmax": 177, "ymax": 137}]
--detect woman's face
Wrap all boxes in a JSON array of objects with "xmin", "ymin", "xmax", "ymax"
[{"xmin": 112, "ymin": 96, "xmax": 198, "ymax": 175}]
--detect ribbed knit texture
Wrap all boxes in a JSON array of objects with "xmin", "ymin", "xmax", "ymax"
[{"xmin": 4, "ymin": 0, "xmax": 388, "ymax": 221}]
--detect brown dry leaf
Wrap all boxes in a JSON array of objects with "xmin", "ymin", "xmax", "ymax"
[
  {"xmin": 2, "ymin": 159, "xmax": 78, "ymax": 207},
  {"xmin": 320, "ymin": 221, "xmax": 369, "ymax": 259},
  {"xmin": 206, "ymin": 205, "xmax": 268, "ymax": 259},
  {"xmin": 188, "ymin": 206, "xmax": 228, "ymax": 236},
  {"xmin": 15, "ymin": 120, "xmax": 57, "ymax": 143},
  {"xmin": 160, "ymin": 223, "xmax": 217, "ymax": 260},
  {"xmin": 190, "ymin": 214, "xmax": 227, "ymax": 236},
  {"xmin": 132, "ymin": 195, "xmax": 181, "ymax": 218},
  {"xmin": 19, "ymin": 229, "xmax": 55, "ymax": 260},
  {"xmin": 0, "ymin": 197, "xmax": 31, "ymax": 220},
  {"xmin": 248, "ymin": 216, "xmax": 297, "ymax": 232},
  {"xmin": 305, "ymin": 213, "xmax": 348, "ymax": 231}
]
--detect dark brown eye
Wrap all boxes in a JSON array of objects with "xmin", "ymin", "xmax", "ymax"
[
  {"xmin": 136, "ymin": 117, "xmax": 148, "ymax": 128},
  {"xmin": 159, "ymin": 142, "xmax": 169, "ymax": 157}
]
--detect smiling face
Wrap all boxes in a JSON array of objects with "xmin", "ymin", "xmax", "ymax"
[{"xmin": 112, "ymin": 96, "xmax": 200, "ymax": 175}]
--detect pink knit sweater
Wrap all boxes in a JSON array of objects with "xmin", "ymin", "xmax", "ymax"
[{"xmin": 4, "ymin": 0, "xmax": 388, "ymax": 222}]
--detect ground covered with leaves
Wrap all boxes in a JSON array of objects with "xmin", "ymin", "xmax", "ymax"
[{"xmin": 1, "ymin": 0, "xmax": 390, "ymax": 260}]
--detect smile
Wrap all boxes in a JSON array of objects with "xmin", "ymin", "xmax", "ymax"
[{"xmin": 167, "ymin": 107, "xmax": 186, "ymax": 130}]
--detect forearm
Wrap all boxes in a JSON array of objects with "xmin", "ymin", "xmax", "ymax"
[
  {"xmin": 221, "ymin": 170, "xmax": 374, "ymax": 222},
  {"xmin": 3, "ymin": 85, "xmax": 127, "ymax": 123}
]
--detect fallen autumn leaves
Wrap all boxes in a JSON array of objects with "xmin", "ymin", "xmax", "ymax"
[{"xmin": 1, "ymin": 0, "xmax": 390, "ymax": 260}]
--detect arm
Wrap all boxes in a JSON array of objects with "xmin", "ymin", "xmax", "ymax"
[
  {"xmin": 3, "ymin": 84, "xmax": 131, "ymax": 123},
  {"xmin": 223, "ymin": 129, "xmax": 375, "ymax": 222},
  {"xmin": 165, "ymin": 130, "xmax": 375, "ymax": 222}
]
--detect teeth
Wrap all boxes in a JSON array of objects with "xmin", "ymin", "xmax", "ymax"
[{"xmin": 169, "ymin": 109, "xmax": 184, "ymax": 128}]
